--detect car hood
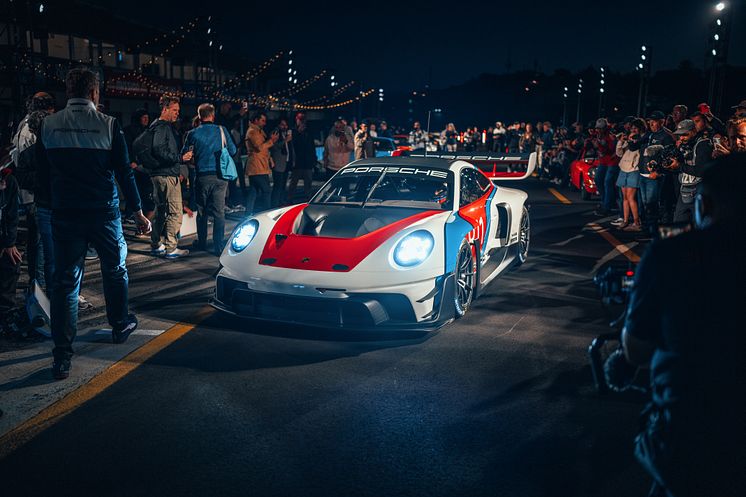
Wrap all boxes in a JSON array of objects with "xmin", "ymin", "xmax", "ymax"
[{"xmin": 258, "ymin": 204, "xmax": 444, "ymax": 272}]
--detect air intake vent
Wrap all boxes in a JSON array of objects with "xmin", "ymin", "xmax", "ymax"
[
  {"xmin": 332, "ymin": 264, "xmax": 350, "ymax": 271},
  {"xmin": 261, "ymin": 258, "xmax": 277, "ymax": 265}
]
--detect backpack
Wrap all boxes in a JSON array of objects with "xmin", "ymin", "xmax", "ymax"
[{"xmin": 131, "ymin": 124, "xmax": 159, "ymax": 172}]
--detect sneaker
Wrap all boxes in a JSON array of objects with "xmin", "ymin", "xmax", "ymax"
[
  {"xmin": 85, "ymin": 247, "xmax": 99, "ymax": 261},
  {"xmin": 78, "ymin": 295, "xmax": 93, "ymax": 311},
  {"xmin": 150, "ymin": 244, "xmax": 166, "ymax": 256},
  {"xmin": 164, "ymin": 248, "xmax": 190, "ymax": 259},
  {"xmin": 610, "ymin": 218, "xmax": 626, "ymax": 226},
  {"xmin": 112, "ymin": 314, "xmax": 138, "ymax": 344},
  {"xmin": 623, "ymin": 223, "xmax": 643, "ymax": 232},
  {"xmin": 52, "ymin": 359, "xmax": 71, "ymax": 380}
]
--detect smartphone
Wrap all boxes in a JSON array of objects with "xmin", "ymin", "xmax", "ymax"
[
  {"xmin": 286, "ymin": 129, "xmax": 292, "ymax": 138},
  {"xmin": 241, "ymin": 101, "xmax": 248, "ymax": 110}
]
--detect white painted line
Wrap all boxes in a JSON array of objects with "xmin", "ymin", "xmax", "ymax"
[
  {"xmin": 591, "ymin": 242, "xmax": 639, "ymax": 274},
  {"xmin": 551, "ymin": 234, "xmax": 584, "ymax": 247},
  {"xmin": 93, "ymin": 329, "xmax": 166, "ymax": 337}
]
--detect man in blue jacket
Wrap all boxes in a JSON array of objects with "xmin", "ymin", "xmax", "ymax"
[
  {"xmin": 37, "ymin": 68, "xmax": 152, "ymax": 379},
  {"xmin": 181, "ymin": 103, "xmax": 236, "ymax": 255}
]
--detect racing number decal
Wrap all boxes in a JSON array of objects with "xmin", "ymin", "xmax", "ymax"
[{"xmin": 458, "ymin": 192, "xmax": 491, "ymax": 256}]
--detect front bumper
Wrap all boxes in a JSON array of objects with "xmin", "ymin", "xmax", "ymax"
[{"xmin": 211, "ymin": 274, "xmax": 455, "ymax": 331}]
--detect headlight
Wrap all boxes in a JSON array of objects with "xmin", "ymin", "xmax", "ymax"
[
  {"xmin": 231, "ymin": 220, "xmax": 259, "ymax": 252},
  {"xmin": 588, "ymin": 167, "xmax": 597, "ymax": 179},
  {"xmin": 392, "ymin": 230, "xmax": 434, "ymax": 268}
]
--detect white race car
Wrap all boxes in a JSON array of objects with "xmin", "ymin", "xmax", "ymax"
[{"xmin": 212, "ymin": 154, "xmax": 535, "ymax": 330}]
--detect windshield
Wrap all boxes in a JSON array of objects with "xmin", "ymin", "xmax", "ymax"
[{"xmin": 311, "ymin": 166, "xmax": 454, "ymax": 210}]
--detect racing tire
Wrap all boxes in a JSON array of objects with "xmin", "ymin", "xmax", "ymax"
[
  {"xmin": 454, "ymin": 240, "xmax": 478, "ymax": 318},
  {"xmin": 581, "ymin": 176, "xmax": 592, "ymax": 201},
  {"xmin": 516, "ymin": 207, "xmax": 530, "ymax": 265}
]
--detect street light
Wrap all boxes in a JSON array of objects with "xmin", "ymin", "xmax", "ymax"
[
  {"xmin": 637, "ymin": 44, "xmax": 652, "ymax": 115},
  {"xmin": 708, "ymin": 1, "xmax": 731, "ymax": 113},
  {"xmin": 598, "ymin": 67, "xmax": 605, "ymax": 115}
]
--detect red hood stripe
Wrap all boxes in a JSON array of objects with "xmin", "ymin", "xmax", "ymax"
[{"xmin": 259, "ymin": 204, "xmax": 442, "ymax": 272}]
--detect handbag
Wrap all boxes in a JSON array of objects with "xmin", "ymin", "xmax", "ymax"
[{"xmin": 217, "ymin": 126, "xmax": 238, "ymax": 181}]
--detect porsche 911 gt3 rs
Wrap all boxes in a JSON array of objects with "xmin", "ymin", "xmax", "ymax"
[{"xmin": 212, "ymin": 154, "xmax": 535, "ymax": 330}]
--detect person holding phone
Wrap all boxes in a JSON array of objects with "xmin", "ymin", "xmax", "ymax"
[{"xmin": 244, "ymin": 111, "xmax": 279, "ymax": 215}]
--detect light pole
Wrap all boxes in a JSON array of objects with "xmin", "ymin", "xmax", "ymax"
[
  {"xmin": 598, "ymin": 67, "xmax": 605, "ymax": 116},
  {"xmin": 576, "ymin": 78, "xmax": 583, "ymax": 123},
  {"xmin": 708, "ymin": 2, "xmax": 731, "ymax": 114},
  {"xmin": 562, "ymin": 87, "xmax": 568, "ymax": 125},
  {"xmin": 636, "ymin": 45, "xmax": 651, "ymax": 116},
  {"xmin": 287, "ymin": 50, "xmax": 294, "ymax": 84}
]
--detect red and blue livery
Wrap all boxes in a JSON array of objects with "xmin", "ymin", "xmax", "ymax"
[{"xmin": 212, "ymin": 155, "xmax": 534, "ymax": 330}]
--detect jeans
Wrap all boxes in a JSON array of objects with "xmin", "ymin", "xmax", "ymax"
[
  {"xmin": 674, "ymin": 195, "xmax": 696, "ymax": 224},
  {"xmin": 151, "ymin": 175, "xmax": 183, "ymax": 251},
  {"xmin": 0, "ymin": 253, "xmax": 20, "ymax": 312},
  {"xmin": 287, "ymin": 168, "xmax": 314, "ymax": 202},
  {"xmin": 228, "ymin": 172, "xmax": 247, "ymax": 208},
  {"xmin": 639, "ymin": 176, "xmax": 661, "ymax": 227},
  {"xmin": 246, "ymin": 174, "xmax": 271, "ymax": 215},
  {"xmin": 595, "ymin": 165, "xmax": 619, "ymax": 213},
  {"xmin": 24, "ymin": 203, "xmax": 45, "ymax": 288},
  {"xmin": 37, "ymin": 206, "xmax": 55, "ymax": 295},
  {"xmin": 51, "ymin": 212, "xmax": 130, "ymax": 361},
  {"xmin": 271, "ymin": 170, "xmax": 288, "ymax": 208},
  {"xmin": 195, "ymin": 175, "xmax": 228, "ymax": 253}
]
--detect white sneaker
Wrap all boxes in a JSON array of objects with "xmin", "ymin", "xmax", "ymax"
[
  {"xmin": 610, "ymin": 218, "xmax": 626, "ymax": 226},
  {"xmin": 150, "ymin": 244, "xmax": 166, "ymax": 256},
  {"xmin": 78, "ymin": 295, "xmax": 93, "ymax": 311},
  {"xmin": 164, "ymin": 248, "xmax": 190, "ymax": 259}
]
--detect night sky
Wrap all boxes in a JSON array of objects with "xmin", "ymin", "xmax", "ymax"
[{"xmin": 88, "ymin": 0, "xmax": 744, "ymax": 91}]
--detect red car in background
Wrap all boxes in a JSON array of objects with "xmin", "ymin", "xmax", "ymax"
[{"xmin": 569, "ymin": 154, "xmax": 599, "ymax": 200}]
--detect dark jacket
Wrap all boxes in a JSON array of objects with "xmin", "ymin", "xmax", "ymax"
[
  {"xmin": 149, "ymin": 119, "xmax": 181, "ymax": 177},
  {"xmin": 16, "ymin": 141, "xmax": 51, "ymax": 209},
  {"xmin": 38, "ymin": 98, "xmax": 141, "ymax": 216},
  {"xmin": 638, "ymin": 129, "xmax": 675, "ymax": 175},
  {"xmin": 0, "ymin": 173, "xmax": 20, "ymax": 248},
  {"xmin": 293, "ymin": 128, "xmax": 317, "ymax": 170}
]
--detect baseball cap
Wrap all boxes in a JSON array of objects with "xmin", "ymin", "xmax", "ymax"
[
  {"xmin": 731, "ymin": 99, "xmax": 746, "ymax": 110},
  {"xmin": 648, "ymin": 110, "xmax": 666, "ymax": 120},
  {"xmin": 622, "ymin": 116, "xmax": 635, "ymax": 124},
  {"xmin": 594, "ymin": 118, "xmax": 608, "ymax": 129},
  {"xmin": 673, "ymin": 119, "xmax": 695, "ymax": 135}
]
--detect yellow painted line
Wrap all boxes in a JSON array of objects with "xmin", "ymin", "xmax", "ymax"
[
  {"xmin": 548, "ymin": 187, "xmax": 572, "ymax": 205},
  {"xmin": 587, "ymin": 223, "xmax": 641, "ymax": 263},
  {"xmin": 0, "ymin": 306, "xmax": 215, "ymax": 460}
]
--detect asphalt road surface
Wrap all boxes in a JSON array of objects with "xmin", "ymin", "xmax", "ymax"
[{"xmin": 0, "ymin": 180, "xmax": 652, "ymax": 497}]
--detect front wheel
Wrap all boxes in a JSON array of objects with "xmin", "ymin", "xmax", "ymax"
[
  {"xmin": 454, "ymin": 240, "xmax": 478, "ymax": 318},
  {"xmin": 516, "ymin": 207, "xmax": 530, "ymax": 265}
]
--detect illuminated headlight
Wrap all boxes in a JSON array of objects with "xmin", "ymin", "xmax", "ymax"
[
  {"xmin": 231, "ymin": 220, "xmax": 259, "ymax": 252},
  {"xmin": 392, "ymin": 230, "xmax": 434, "ymax": 268},
  {"xmin": 588, "ymin": 167, "xmax": 597, "ymax": 179}
]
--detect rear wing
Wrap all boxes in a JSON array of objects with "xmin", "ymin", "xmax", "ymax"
[{"xmin": 398, "ymin": 151, "xmax": 536, "ymax": 181}]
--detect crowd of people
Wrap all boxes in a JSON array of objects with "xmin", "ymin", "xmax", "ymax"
[{"xmin": 406, "ymin": 102, "xmax": 745, "ymax": 233}]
